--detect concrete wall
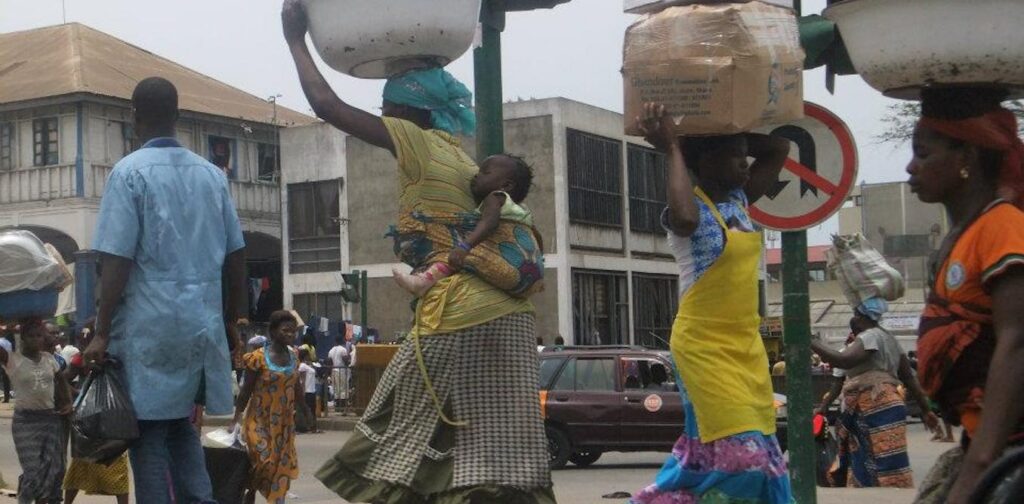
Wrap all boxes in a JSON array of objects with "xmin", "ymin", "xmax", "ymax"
[
  {"xmin": 345, "ymin": 136, "xmax": 400, "ymax": 266},
  {"xmin": 365, "ymin": 276, "xmax": 415, "ymax": 340},
  {"xmin": 279, "ymin": 123, "xmax": 349, "ymax": 307},
  {"xmin": 505, "ymin": 115, "xmax": 557, "ymax": 254}
]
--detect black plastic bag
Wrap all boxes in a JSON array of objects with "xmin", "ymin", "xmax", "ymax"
[
  {"xmin": 204, "ymin": 446, "xmax": 251, "ymax": 504},
  {"xmin": 71, "ymin": 360, "xmax": 139, "ymax": 464}
]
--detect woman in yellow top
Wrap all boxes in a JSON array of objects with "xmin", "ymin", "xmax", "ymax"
[
  {"xmin": 281, "ymin": 2, "xmax": 553, "ymax": 503},
  {"xmin": 630, "ymin": 105, "xmax": 793, "ymax": 503}
]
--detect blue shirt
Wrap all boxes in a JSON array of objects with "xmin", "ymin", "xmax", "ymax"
[{"xmin": 93, "ymin": 137, "xmax": 245, "ymax": 420}]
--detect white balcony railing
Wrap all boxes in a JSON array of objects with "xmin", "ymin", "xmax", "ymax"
[
  {"xmin": 2, "ymin": 164, "xmax": 280, "ymax": 220},
  {"xmin": 0, "ymin": 164, "xmax": 77, "ymax": 204}
]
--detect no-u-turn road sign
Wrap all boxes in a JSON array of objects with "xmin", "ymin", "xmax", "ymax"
[{"xmin": 750, "ymin": 102, "xmax": 858, "ymax": 231}]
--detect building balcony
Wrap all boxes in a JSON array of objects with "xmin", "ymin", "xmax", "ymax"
[{"xmin": 0, "ymin": 164, "xmax": 281, "ymax": 221}]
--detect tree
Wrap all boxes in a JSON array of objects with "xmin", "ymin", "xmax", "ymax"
[{"xmin": 875, "ymin": 100, "xmax": 1024, "ymax": 145}]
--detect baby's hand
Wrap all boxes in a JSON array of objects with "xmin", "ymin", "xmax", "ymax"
[{"xmin": 448, "ymin": 248, "xmax": 468, "ymax": 270}]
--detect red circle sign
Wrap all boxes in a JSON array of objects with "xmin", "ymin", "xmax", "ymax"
[{"xmin": 749, "ymin": 102, "xmax": 858, "ymax": 231}]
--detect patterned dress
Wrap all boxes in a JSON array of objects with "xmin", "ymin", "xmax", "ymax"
[
  {"xmin": 631, "ymin": 190, "xmax": 792, "ymax": 504},
  {"xmin": 242, "ymin": 347, "xmax": 299, "ymax": 503},
  {"xmin": 63, "ymin": 454, "xmax": 130, "ymax": 495}
]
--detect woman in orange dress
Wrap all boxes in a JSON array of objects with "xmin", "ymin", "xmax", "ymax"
[
  {"xmin": 231, "ymin": 311, "xmax": 302, "ymax": 504},
  {"xmin": 908, "ymin": 88, "xmax": 1024, "ymax": 504}
]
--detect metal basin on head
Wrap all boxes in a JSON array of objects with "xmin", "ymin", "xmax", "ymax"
[
  {"xmin": 824, "ymin": 0, "xmax": 1024, "ymax": 99},
  {"xmin": 302, "ymin": 0, "xmax": 481, "ymax": 79}
]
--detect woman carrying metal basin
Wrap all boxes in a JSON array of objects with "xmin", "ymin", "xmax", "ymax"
[
  {"xmin": 906, "ymin": 88, "xmax": 1024, "ymax": 504},
  {"xmin": 279, "ymin": 1, "xmax": 554, "ymax": 503}
]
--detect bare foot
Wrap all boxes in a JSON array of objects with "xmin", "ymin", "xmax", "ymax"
[
  {"xmin": 392, "ymin": 267, "xmax": 432, "ymax": 297},
  {"xmin": 931, "ymin": 433, "xmax": 943, "ymax": 442},
  {"xmin": 942, "ymin": 435, "xmax": 955, "ymax": 443}
]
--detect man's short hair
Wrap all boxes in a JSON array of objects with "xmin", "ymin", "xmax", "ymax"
[{"xmin": 132, "ymin": 77, "xmax": 178, "ymax": 124}]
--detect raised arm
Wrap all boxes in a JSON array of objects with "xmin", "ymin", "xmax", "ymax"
[
  {"xmin": 282, "ymin": 0, "xmax": 394, "ymax": 153},
  {"xmin": 635, "ymin": 103, "xmax": 700, "ymax": 237},
  {"xmin": 743, "ymin": 133, "xmax": 790, "ymax": 204}
]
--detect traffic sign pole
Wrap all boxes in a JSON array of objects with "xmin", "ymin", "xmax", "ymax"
[{"xmin": 782, "ymin": 231, "xmax": 816, "ymax": 504}]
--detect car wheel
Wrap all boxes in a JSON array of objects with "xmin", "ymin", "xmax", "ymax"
[
  {"xmin": 569, "ymin": 450, "xmax": 602, "ymax": 468},
  {"xmin": 546, "ymin": 426, "xmax": 572, "ymax": 470}
]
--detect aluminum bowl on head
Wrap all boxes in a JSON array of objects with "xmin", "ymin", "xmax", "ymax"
[
  {"xmin": 824, "ymin": 0, "xmax": 1024, "ymax": 99},
  {"xmin": 302, "ymin": 0, "xmax": 481, "ymax": 79}
]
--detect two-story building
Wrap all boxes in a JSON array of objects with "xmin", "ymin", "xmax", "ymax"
[{"xmin": 0, "ymin": 23, "xmax": 313, "ymax": 322}]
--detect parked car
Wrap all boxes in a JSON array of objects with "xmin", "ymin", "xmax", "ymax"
[{"xmin": 539, "ymin": 346, "xmax": 789, "ymax": 469}]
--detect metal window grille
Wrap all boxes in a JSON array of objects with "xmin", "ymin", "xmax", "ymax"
[
  {"xmin": 257, "ymin": 143, "xmax": 279, "ymax": 182},
  {"xmin": 32, "ymin": 118, "xmax": 58, "ymax": 167},
  {"xmin": 572, "ymin": 269, "xmax": 628, "ymax": 346},
  {"xmin": 627, "ymin": 144, "xmax": 667, "ymax": 233},
  {"xmin": 631, "ymin": 273, "xmax": 677, "ymax": 350},
  {"xmin": 120, "ymin": 122, "xmax": 134, "ymax": 156},
  {"xmin": 288, "ymin": 179, "xmax": 342, "ymax": 273},
  {"xmin": 292, "ymin": 292, "xmax": 344, "ymax": 321},
  {"xmin": 567, "ymin": 129, "xmax": 623, "ymax": 227},
  {"xmin": 0, "ymin": 122, "xmax": 13, "ymax": 170}
]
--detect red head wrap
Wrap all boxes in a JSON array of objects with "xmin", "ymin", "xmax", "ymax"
[{"xmin": 918, "ymin": 109, "xmax": 1024, "ymax": 208}]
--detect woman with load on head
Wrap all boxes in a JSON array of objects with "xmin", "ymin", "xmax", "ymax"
[
  {"xmin": 280, "ymin": 1, "xmax": 553, "ymax": 503},
  {"xmin": 629, "ymin": 104, "xmax": 793, "ymax": 504},
  {"xmin": 811, "ymin": 299, "xmax": 939, "ymax": 488},
  {"xmin": 904, "ymin": 88, "xmax": 1024, "ymax": 504}
]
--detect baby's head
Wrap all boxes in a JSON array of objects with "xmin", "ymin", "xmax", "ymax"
[{"xmin": 471, "ymin": 154, "xmax": 533, "ymax": 204}]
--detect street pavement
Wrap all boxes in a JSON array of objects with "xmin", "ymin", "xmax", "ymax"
[{"xmin": 0, "ymin": 413, "xmax": 947, "ymax": 504}]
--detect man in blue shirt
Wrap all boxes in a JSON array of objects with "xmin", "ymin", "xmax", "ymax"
[{"xmin": 84, "ymin": 77, "xmax": 247, "ymax": 504}]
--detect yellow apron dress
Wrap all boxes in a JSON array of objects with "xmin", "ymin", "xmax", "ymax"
[{"xmin": 671, "ymin": 188, "xmax": 776, "ymax": 442}]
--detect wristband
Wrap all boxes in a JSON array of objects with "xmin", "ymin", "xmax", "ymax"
[{"xmin": 456, "ymin": 241, "xmax": 472, "ymax": 252}]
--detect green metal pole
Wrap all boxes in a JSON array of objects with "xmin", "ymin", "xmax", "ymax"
[
  {"xmin": 782, "ymin": 230, "xmax": 816, "ymax": 503},
  {"xmin": 473, "ymin": 0, "xmax": 506, "ymax": 158},
  {"xmin": 360, "ymin": 269, "xmax": 368, "ymax": 328}
]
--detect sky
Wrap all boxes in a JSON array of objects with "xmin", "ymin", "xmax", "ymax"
[{"xmin": 0, "ymin": 0, "xmax": 916, "ymax": 245}]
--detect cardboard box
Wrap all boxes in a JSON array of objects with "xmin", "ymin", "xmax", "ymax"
[
  {"xmin": 624, "ymin": 0, "xmax": 794, "ymax": 15},
  {"xmin": 623, "ymin": 1, "xmax": 804, "ymax": 136}
]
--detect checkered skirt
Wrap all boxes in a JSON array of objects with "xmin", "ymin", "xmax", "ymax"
[{"xmin": 317, "ymin": 312, "xmax": 552, "ymax": 498}]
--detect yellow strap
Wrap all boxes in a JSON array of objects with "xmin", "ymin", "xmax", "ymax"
[
  {"xmin": 693, "ymin": 186, "xmax": 752, "ymax": 230},
  {"xmin": 411, "ymin": 301, "xmax": 468, "ymax": 427}
]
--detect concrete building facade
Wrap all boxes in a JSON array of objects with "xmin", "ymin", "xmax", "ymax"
[
  {"xmin": 281, "ymin": 98, "xmax": 683, "ymax": 346},
  {"xmin": 0, "ymin": 23, "xmax": 311, "ymax": 322}
]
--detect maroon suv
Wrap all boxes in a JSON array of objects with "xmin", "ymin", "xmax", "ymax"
[{"xmin": 539, "ymin": 346, "xmax": 788, "ymax": 469}]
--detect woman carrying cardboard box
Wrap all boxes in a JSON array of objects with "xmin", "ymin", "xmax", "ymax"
[{"xmin": 630, "ymin": 104, "xmax": 793, "ymax": 504}]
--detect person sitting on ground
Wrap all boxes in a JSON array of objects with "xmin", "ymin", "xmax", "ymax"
[
  {"xmin": 393, "ymin": 154, "xmax": 536, "ymax": 297},
  {"xmin": 232, "ymin": 310, "xmax": 301, "ymax": 504}
]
